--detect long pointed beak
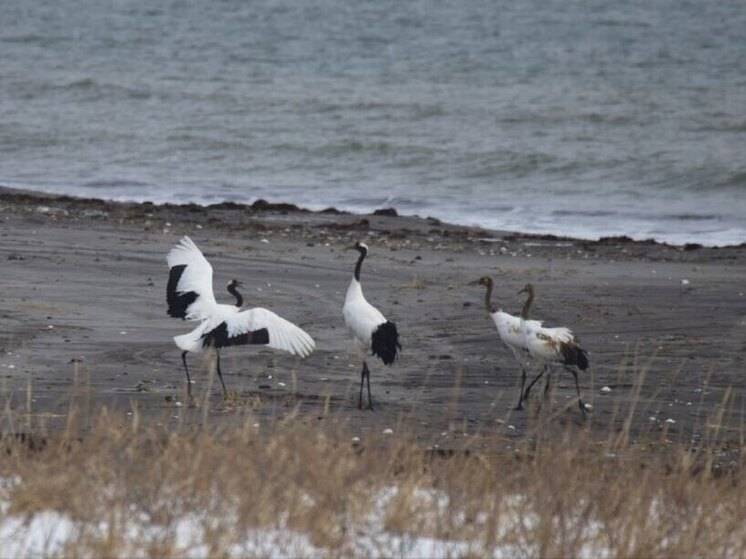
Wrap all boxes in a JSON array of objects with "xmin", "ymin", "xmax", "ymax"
[
  {"xmin": 468, "ymin": 279, "xmax": 481, "ymax": 286},
  {"xmin": 517, "ymin": 288, "xmax": 527, "ymax": 295},
  {"xmin": 346, "ymin": 245, "xmax": 357, "ymax": 250},
  {"xmin": 235, "ymin": 280, "xmax": 244, "ymax": 287}
]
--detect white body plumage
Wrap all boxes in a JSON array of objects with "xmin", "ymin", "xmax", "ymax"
[
  {"xmin": 521, "ymin": 321, "xmax": 575, "ymax": 364},
  {"xmin": 343, "ymin": 277, "xmax": 387, "ymax": 349},
  {"xmin": 492, "ymin": 310, "xmax": 532, "ymax": 358}
]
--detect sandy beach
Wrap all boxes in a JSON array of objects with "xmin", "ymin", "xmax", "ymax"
[{"xmin": 1, "ymin": 186, "xmax": 744, "ymax": 445}]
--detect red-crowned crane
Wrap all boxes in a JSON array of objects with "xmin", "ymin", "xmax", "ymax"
[
  {"xmin": 166, "ymin": 236, "xmax": 315, "ymax": 399},
  {"xmin": 518, "ymin": 283, "xmax": 589, "ymax": 416},
  {"xmin": 471, "ymin": 276, "xmax": 538, "ymax": 410},
  {"xmin": 343, "ymin": 241, "xmax": 401, "ymax": 410}
]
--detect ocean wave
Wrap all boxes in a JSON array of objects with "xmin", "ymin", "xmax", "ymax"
[
  {"xmin": 551, "ymin": 209, "xmax": 618, "ymax": 218},
  {"xmin": 0, "ymin": 33, "xmax": 71, "ymax": 46},
  {"xmin": 271, "ymin": 140, "xmax": 442, "ymax": 159},
  {"xmin": 688, "ymin": 119, "xmax": 746, "ymax": 133},
  {"xmin": 460, "ymin": 151, "xmax": 557, "ymax": 178},
  {"xmin": 661, "ymin": 213, "xmax": 722, "ymax": 222},
  {"xmin": 81, "ymin": 180, "xmax": 153, "ymax": 189}
]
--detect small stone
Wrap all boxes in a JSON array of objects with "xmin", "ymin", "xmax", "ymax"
[
  {"xmin": 600, "ymin": 386, "xmax": 612, "ymax": 394},
  {"xmin": 383, "ymin": 428, "xmax": 394, "ymax": 435}
]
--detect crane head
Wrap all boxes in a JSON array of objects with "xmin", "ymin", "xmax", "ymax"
[
  {"xmin": 468, "ymin": 276, "xmax": 492, "ymax": 287},
  {"xmin": 347, "ymin": 241, "xmax": 369, "ymax": 255},
  {"xmin": 518, "ymin": 283, "xmax": 534, "ymax": 295}
]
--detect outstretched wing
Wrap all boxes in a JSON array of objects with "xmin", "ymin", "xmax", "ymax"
[
  {"xmin": 203, "ymin": 307, "xmax": 315, "ymax": 358},
  {"xmin": 166, "ymin": 236, "xmax": 217, "ymax": 320}
]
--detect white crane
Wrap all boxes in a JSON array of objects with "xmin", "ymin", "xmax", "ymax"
[
  {"xmin": 166, "ymin": 236, "xmax": 315, "ymax": 399},
  {"xmin": 343, "ymin": 241, "xmax": 401, "ymax": 410},
  {"xmin": 471, "ymin": 276, "xmax": 539, "ymax": 410},
  {"xmin": 517, "ymin": 283, "xmax": 589, "ymax": 416}
]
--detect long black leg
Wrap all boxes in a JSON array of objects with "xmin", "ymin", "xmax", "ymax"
[
  {"xmin": 543, "ymin": 366, "xmax": 551, "ymax": 400},
  {"xmin": 515, "ymin": 366, "xmax": 527, "ymax": 410},
  {"xmin": 523, "ymin": 366, "xmax": 546, "ymax": 402},
  {"xmin": 566, "ymin": 366, "xmax": 586, "ymax": 416},
  {"xmin": 365, "ymin": 362, "xmax": 373, "ymax": 410},
  {"xmin": 358, "ymin": 362, "xmax": 365, "ymax": 410},
  {"xmin": 181, "ymin": 351, "xmax": 192, "ymax": 400},
  {"xmin": 215, "ymin": 350, "xmax": 228, "ymax": 398}
]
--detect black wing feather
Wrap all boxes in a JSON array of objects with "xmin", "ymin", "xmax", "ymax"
[
  {"xmin": 201, "ymin": 322, "xmax": 270, "ymax": 349},
  {"xmin": 167, "ymin": 265, "xmax": 198, "ymax": 319}
]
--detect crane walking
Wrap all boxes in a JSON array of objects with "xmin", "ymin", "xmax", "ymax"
[
  {"xmin": 518, "ymin": 283, "xmax": 589, "ymax": 415},
  {"xmin": 471, "ymin": 276, "xmax": 538, "ymax": 410}
]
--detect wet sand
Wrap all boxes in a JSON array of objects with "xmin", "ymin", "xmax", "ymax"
[{"xmin": 1, "ymin": 187, "xmax": 744, "ymax": 446}]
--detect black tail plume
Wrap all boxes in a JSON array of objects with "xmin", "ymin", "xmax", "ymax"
[
  {"xmin": 576, "ymin": 347, "xmax": 589, "ymax": 370},
  {"xmin": 371, "ymin": 321, "xmax": 401, "ymax": 366},
  {"xmin": 561, "ymin": 343, "xmax": 589, "ymax": 370}
]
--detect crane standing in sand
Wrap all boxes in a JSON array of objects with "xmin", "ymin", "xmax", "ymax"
[
  {"xmin": 343, "ymin": 241, "xmax": 401, "ymax": 410},
  {"xmin": 471, "ymin": 276, "xmax": 538, "ymax": 410},
  {"xmin": 166, "ymin": 236, "xmax": 315, "ymax": 399},
  {"xmin": 518, "ymin": 283, "xmax": 589, "ymax": 416}
]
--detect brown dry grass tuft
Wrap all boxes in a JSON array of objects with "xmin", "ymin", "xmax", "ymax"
[{"xmin": 0, "ymin": 392, "xmax": 744, "ymax": 558}]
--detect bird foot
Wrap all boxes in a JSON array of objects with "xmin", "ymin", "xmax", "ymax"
[{"xmin": 514, "ymin": 403, "xmax": 524, "ymax": 411}]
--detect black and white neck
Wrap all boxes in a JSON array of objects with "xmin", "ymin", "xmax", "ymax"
[
  {"xmin": 227, "ymin": 280, "xmax": 243, "ymax": 308},
  {"xmin": 352, "ymin": 242, "xmax": 369, "ymax": 282}
]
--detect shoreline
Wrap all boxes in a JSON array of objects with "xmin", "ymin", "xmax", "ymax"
[
  {"xmin": 2, "ymin": 185, "xmax": 742, "ymax": 250},
  {"xmin": 0, "ymin": 185, "xmax": 744, "ymax": 444}
]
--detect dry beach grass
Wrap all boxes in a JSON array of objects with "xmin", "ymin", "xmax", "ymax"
[{"xmin": 0, "ymin": 370, "xmax": 745, "ymax": 558}]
